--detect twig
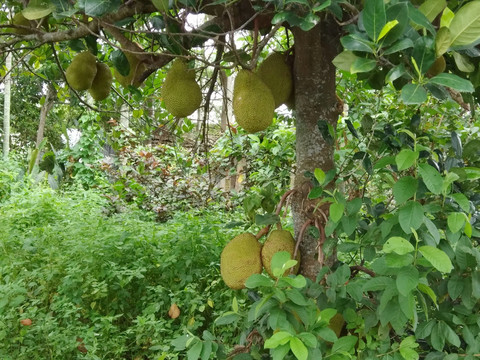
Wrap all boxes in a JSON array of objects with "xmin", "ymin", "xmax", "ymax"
[
  {"xmin": 293, "ymin": 219, "xmax": 313, "ymax": 260},
  {"xmin": 350, "ymin": 265, "xmax": 376, "ymax": 278},
  {"xmin": 255, "ymin": 226, "xmax": 270, "ymax": 240}
]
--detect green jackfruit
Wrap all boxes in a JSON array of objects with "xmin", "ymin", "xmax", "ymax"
[
  {"xmin": 89, "ymin": 63, "xmax": 113, "ymax": 101},
  {"xmin": 220, "ymin": 233, "xmax": 262, "ymax": 289},
  {"xmin": 161, "ymin": 59, "xmax": 202, "ymax": 117},
  {"xmin": 12, "ymin": 13, "xmax": 32, "ymax": 35},
  {"xmin": 233, "ymin": 70, "xmax": 275, "ymax": 133},
  {"xmin": 114, "ymin": 52, "xmax": 146, "ymax": 88},
  {"xmin": 261, "ymin": 230, "xmax": 300, "ymax": 278},
  {"xmin": 66, "ymin": 52, "xmax": 98, "ymax": 91},
  {"xmin": 257, "ymin": 52, "xmax": 293, "ymax": 108}
]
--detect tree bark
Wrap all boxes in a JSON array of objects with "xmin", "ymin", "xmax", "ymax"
[
  {"xmin": 3, "ymin": 53, "xmax": 12, "ymax": 160},
  {"xmin": 35, "ymin": 83, "xmax": 56, "ymax": 164},
  {"xmin": 291, "ymin": 20, "xmax": 342, "ymax": 280}
]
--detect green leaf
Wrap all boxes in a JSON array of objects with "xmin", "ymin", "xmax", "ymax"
[
  {"xmin": 271, "ymin": 251, "xmax": 296, "ymax": 276},
  {"xmin": 308, "ymin": 187, "xmax": 323, "ymax": 199},
  {"xmin": 187, "ymin": 341, "xmax": 203, "ymax": 360},
  {"xmin": 22, "ymin": 0, "xmax": 56, "ymax": 19},
  {"xmin": 447, "ymin": 212, "xmax": 466, "ymax": 233},
  {"xmin": 412, "ymin": 36, "xmax": 436, "ymax": 75},
  {"xmin": 383, "ymin": 38, "xmax": 414, "ymax": 55},
  {"xmin": 393, "ymin": 176, "xmax": 418, "ymax": 204},
  {"xmin": 399, "ymin": 345, "xmax": 419, "ymax": 360},
  {"xmin": 419, "ymin": 246, "xmax": 453, "ymax": 273},
  {"xmin": 428, "ymin": 73, "xmax": 474, "ymax": 92},
  {"xmin": 279, "ymin": 275, "xmax": 307, "ymax": 289},
  {"xmin": 378, "ymin": 20, "xmax": 399, "ymax": 42},
  {"xmin": 332, "ymin": 51, "xmax": 359, "ymax": 72},
  {"xmin": 449, "ymin": 1, "xmax": 480, "ymax": 47},
  {"xmin": 332, "ymin": 335, "xmax": 358, "ymax": 353},
  {"xmin": 351, "ymin": 58, "xmax": 377, "ymax": 74},
  {"xmin": 383, "ymin": 237, "xmax": 415, "ymax": 255},
  {"xmin": 362, "ymin": 0, "xmax": 386, "ymax": 42},
  {"xmin": 417, "ymin": 283, "xmax": 437, "ymax": 306},
  {"xmin": 398, "ymin": 201, "xmax": 424, "ymax": 234},
  {"xmin": 401, "ymin": 84, "xmax": 428, "ymax": 104},
  {"xmin": 330, "ymin": 203, "xmax": 345, "ymax": 223},
  {"xmin": 289, "ymin": 337, "xmax": 308, "ymax": 360},
  {"xmin": 436, "ymin": 27, "xmax": 452, "ymax": 57},
  {"xmin": 255, "ymin": 213, "xmax": 280, "ymax": 226},
  {"xmin": 451, "ymin": 131, "xmax": 463, "ymax": 158},
  {"xmin": 448, "ymin": 274, "xmax": 465, "ymax": 299},
  {"xmin": 298, "ymin": 333, "xmax": 317, "ymax": 349},
  {"xmin": 453, "ymin": 52, "xmax": 475, "ymax": 72},
  {"xmin": 341, "ymin": 35, "xmax": 374, "ymax": 53},
  {"xmin": 79, "ymin": 0, "xmax": 122, "ymax": 17},
  {"xmin": 396, "ymin": 266, "xmax": 419, "ymax": 296},
  {"xmin": 396, "ymin": 149, "xmax": 419, "ymax": 171},
  {"xmin": 418, "ymin": 0, "xmax": 446, "ymax": 22},
  {"xmin": 363, "ymin": 276, "xmax": 395, "ymax": 291},
  {"xmin": 418, "ymin": 163, "xmax": 443, "ymax": 195},
  {"xmin": 245, "ymin": 274, "xmax": 274, "ymax": 288},
  {"xmin": 440, "ymin": 7, "xmax": 455, "ymax": 28},
  {"xmin": 314, "ymin": 168, "xmax": 325, "ymax": 185},
  {"xmin": 264, "ymin": 331, "xmax": 292, "ymax": 348},
  {"xmin": 423, "ymin": 217, "xmax": 440, "ymax": 245}
]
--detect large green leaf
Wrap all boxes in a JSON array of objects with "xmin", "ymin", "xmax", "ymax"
[
  {"xmin": 447, "ymin": 212, "xmax": 466, "ymax": 233},
  {"xmin": 396, "ymin": 266, "xmax": 419, "ymax": 296},
  {"xmin": 412, "ymin": 37, "xmax": 436, "ymax": 75},
  {"xmin": 341, "ymin": 35, "xmax": 374, "ymax": 53},
  {"xmin": 332, "ymin": 51, "xmax": 359, "ymax": 71},
  {"xmin": 429, "ymin": 73, "xmax": 474, "ymax": 92},
  {"xmin": 78, "ymin": 0, "xmax": 122, "ymax": 17},
  {"xmin": 418, "ymin": 163, "xmax": 443, "ymax": 195},
  {"xmin": 383, "ymin": 237, "xmax": 415, "ymax": 255},
  {"xmin": 398, "ymin": 201, "xmax": 424, "ymax": 233},
  {"xmin": 449, "ymin": 1, "xmax": 480, "ymax": 47},
  {"xmin": 22, "ymin": 0, "xmax": 56, "ymax": 20},
  {"xmin": 362, "ymin": 0, "xmax": 387, "ymax": 42},
  {"xmin": 419, "ymin": 246, "xmax": 453, "ymax": 273},
  {"xmin": 393, "ymin": 176, "xmax": 418, "ymax": 204},
  {"xmin": 289, "ymin": 337, "xmax": 308, "ymax": 360},
  {"xmin": 418, "ymin": 0, "xmax": 447, "ymax": 22},
  {"xmin": 401, "ymin": 84, "xmax": 428, "ymax": 104},
  {"xmin": 395, "ymin": 149, "xmax": 419, "ymax": 171}
]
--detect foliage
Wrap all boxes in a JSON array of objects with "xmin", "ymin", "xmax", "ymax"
[{"xmin": 0, "ymin": 182, "xmax": 246, "ymax": 359}]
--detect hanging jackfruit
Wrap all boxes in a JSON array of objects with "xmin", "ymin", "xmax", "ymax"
[
  {"xmin": 161, "ymin": 59, "xmax": 202, "ymax": 117},
  {"xmin": 233, "ymin": 70, "xmax": 275, "ymax": 133},
  {"xmin": 220, "ymin": 233, "xmax": 263, "ymax": 289},
  {"xmin": 89, "ymin": 63, "xmax": 113, "ymax": 101},
  {"xmin": 65, "ymin": 52, "xmax": 98, "ymax": 91},
  {"xmin": 261, "ymin": 229, "xmax": 300, "ymax": 278},
  {"xmin": 114, "ymin": 52, "xmax": 146, "ymax": 88},
  {"xmin": 257, "ymin": 52, "xmax": 293, "ymax": 108}
]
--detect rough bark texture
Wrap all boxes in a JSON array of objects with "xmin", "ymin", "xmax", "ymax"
[
  {"xmin": 35, "ymin": 83, "xmax": 56, "ymax": 165},
  {"xmin": 3, "ymin": 53, "xmax": 12, "ymax": 160},
  {"xmin": 292, "ymin": 19, "xmax": 342, "ymax": 280}
]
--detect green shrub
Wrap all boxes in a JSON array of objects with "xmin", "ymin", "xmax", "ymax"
[{"xmin": 0, "ymin": 185, "xmax": 243, "ymax": 359}]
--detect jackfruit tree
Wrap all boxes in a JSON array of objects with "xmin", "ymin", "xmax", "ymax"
[{"xmin": 2, "ymin": 0, "xmax": 480, "ymax": 357}]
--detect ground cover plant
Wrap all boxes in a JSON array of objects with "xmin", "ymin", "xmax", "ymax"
[{"xmin": 0, "ymin": 179, "xmax": 246, "ymax": 359}]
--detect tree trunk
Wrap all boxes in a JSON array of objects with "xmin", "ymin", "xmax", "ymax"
[
  {"xmin": 3, "ymin": 53, "xmax": 12, "ymax": 160},
  {"xmin": 291, "ymin": 20, "xmax": 341, "ymax": 280},
  {"xmin": 35, "ymin": 83, "xmax": 56, "ymax": 164}
]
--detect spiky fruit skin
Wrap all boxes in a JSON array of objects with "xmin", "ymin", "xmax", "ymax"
[
  {"xmin": 220, "ymin": 233, "xmax": 262, "ymax": 289},
  {"xmin": 233, "ymin": 70, "xmax": 275, "ymax": 133},
  {"xmin": 114, "ymin": 52, "xmax": 146, "ymax": 88},
  {"xmin": 261, "ymin": 230, "xmax": 300, "ymax": 278},
  {"xmin": 66, "ymin": 52, "xmax": 98, "ymax": 91},
  {"xmin": 161, "ymin": 59, "xmax": 202, "ymax": 117},
  {"xmin": 89, "ymin": 63, "xmax": 113, "ymax": 101},
  {"xmin": 12, "ymin": 13, "xmax": 31, "ymax": 35},
  {"xmin": 427, "ymin": 56, "xmax": 446, "ymax": 77},
  {"xmin": 257, "ymin": 53, "xmax": 293, "ymax": 108}
]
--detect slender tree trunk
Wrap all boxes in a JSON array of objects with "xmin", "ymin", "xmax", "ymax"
[
  {"xmin": 35, "ymin": 83, "xmax": 56, "ymax": 164},
  {"xmin": 291, "ymin": 20, "xmax": 342, "ymax": 280},
  {"xmin": 3, "ymin": 53, "xmax": 12, "ymax": 160}
]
